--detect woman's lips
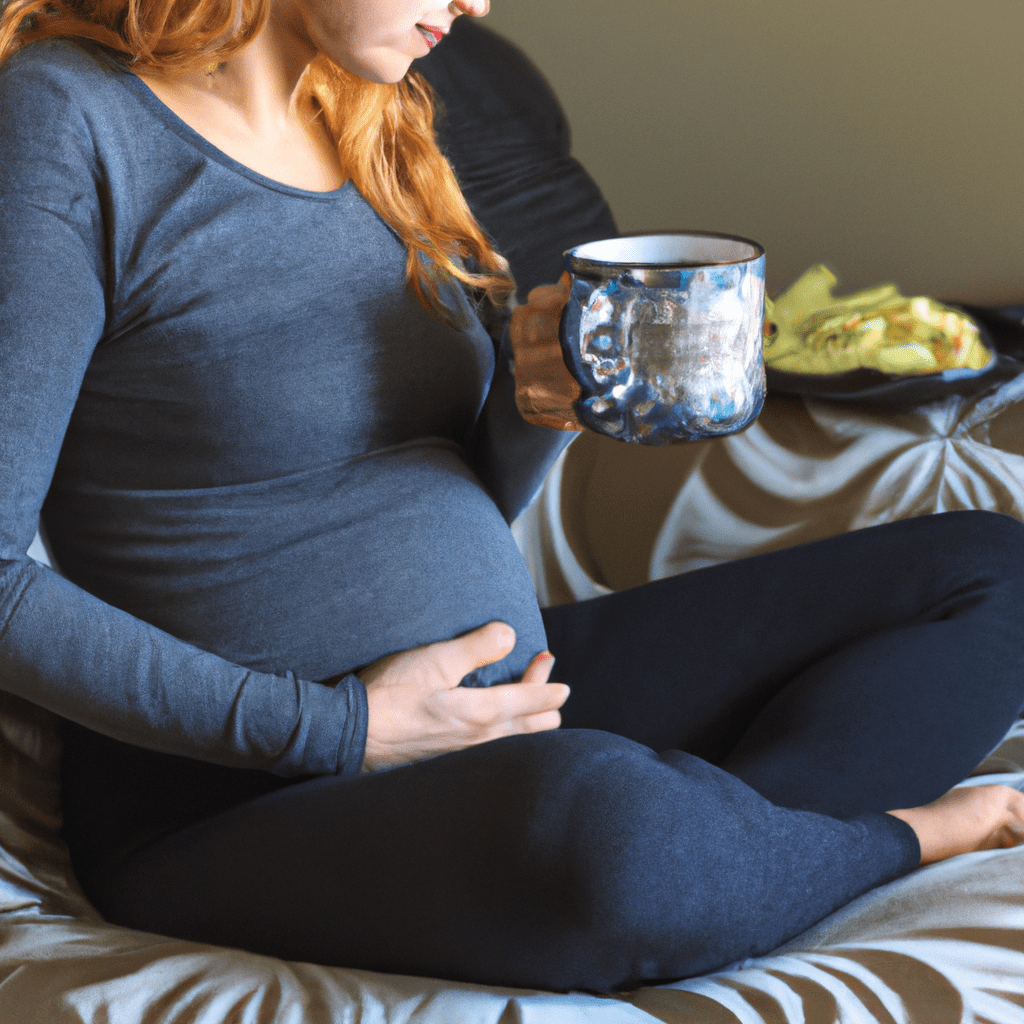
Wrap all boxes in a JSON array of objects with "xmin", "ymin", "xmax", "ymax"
[{"xmin": 416, "ymin": 24, "xmax": 445, "ymax": 48}]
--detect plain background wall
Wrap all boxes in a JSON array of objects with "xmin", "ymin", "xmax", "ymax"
[{"xmin": 484, "ymin": 1, "xmax": 1024, "ymax": 304}]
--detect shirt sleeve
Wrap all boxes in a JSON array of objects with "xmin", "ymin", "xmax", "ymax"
[
  {"xmin": 419, "ymin": 19, "xmax": 620, "ymax": 521},
  {"xmin": 466, "ymin": 310, "xmax": 577, "ymax": 524},
  {"xmin": 0, "ymin": 48, "xmax": 367, "ymax": 777}
]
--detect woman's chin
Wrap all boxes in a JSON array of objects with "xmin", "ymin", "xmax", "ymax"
[{"xmin": 329, "ymin": 48, "xmax": 416, "ymax": 85}]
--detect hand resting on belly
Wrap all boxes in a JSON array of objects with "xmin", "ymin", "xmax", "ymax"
[{"xmin": 358, "ymin": 622, "xmax": 570, "ymax": 772}]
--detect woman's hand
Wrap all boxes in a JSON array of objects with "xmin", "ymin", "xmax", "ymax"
[
  {"xmin": 358, "ymin": 622, "xmax": 570, "ymax": 772},
  {"xmin": 509, "ymin": 272, "xmax": 584, "ymax": 432}
]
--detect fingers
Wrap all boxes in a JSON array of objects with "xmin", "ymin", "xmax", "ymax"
[
  {"xmin": 513, "ymin": 651, "xmax": 568, "ymax": 733},
  {"xmin": 521, "ymin": 708, "xmax": 563, "ymax": 734},
  {"xmin": 524, "ymin": 273, "xmax": 571, "ymax": 313},
  {"xmin": 509, "ymin": 303, "xmax": 583, "ymax": 430},
  {"xmin": 508, "ymin": 273, "xmax": 582, "ymax": 431},
  {"xmin": 450, "ymin": 673, "xmax": 570, "ymax": 733},
  {"xmin": 510, "ymin": 301, "xmax": 559, "ymax": 351},
  {"xmin": 515, "ymin": 382, "xmax": 583, "ymax": 432},
  {"xmin": 513, "ymin": 340, "xmax": 581, "ymax": 406},
  {"xmin": 513, "ymin": 273, "xmax": 571, "ymax": 350},
  {"xmin": 439, "ymin": 621, "xmax": 516, "ymax": 679},
  {"xmin": 361, "ymin": 629, "xmax": 569, "ymax": 771},
  {"xmin": 520, "ymin": 650, "xmax": 555, "ymax": 685}
]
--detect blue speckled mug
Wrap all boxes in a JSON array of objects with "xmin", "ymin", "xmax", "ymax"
[{"xmin": 561, "ymin": 232, "xmax": 766, "ymax": 444}]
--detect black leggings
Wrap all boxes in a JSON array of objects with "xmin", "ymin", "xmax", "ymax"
[{"xmin": 62, "ymin": 511, "xmax": 1024, "ymax": 992}]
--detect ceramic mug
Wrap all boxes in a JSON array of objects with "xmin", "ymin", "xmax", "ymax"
[{"xmin": 560, "ymin": 231, "xmax": 766, "ymax": 444}]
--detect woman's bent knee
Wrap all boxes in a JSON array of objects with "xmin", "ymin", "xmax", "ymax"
[
  {"xmin": 460, "ymin": 733, "xmax": 916, "ymax": 990},
  {"xmin": 911, "ymin": 510, "xmax": 1024, "ymax": 573}
]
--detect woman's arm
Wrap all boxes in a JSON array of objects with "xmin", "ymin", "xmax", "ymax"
[
  {"xmin": 0, "ymin": 48, "xmax": 370, "ymax": 776},
  {"xmin": 0, "ymin": 44, "xmax": 568, "ymax": 775},
  {"xmin": 464, "ymin": 301, "xmax": 579, "ymax": 523}
]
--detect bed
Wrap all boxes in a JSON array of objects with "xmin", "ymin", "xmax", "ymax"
[{"xmin": 2, "ymin": 19, "xmax": 1023, "ymax": 1024}]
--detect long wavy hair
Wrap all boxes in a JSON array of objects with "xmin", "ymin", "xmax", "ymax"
[{"xmin": 0, "ymin": 0, "xmax": 514, "ymax": 325}]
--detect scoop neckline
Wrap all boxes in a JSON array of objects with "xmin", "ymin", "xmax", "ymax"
[{"xmin": 108, "ymin": 53, "xmax": 354, "ymax": 202}]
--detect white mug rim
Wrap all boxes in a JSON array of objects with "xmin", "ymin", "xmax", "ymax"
[{"xmin": 567, "ymin": 231, "xmax": 764, "ymax": 270}]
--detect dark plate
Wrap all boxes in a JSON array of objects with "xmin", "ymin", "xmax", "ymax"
[{"xmin": 766, "ymin": 304, "xmax": 1024, "ymax": 407}]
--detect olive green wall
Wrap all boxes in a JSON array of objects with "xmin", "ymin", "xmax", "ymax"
[{"xmin": 484, "ymin": 1, "xmax": 1024, "ymax": 303}]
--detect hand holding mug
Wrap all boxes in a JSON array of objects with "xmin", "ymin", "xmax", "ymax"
[{"xmin": 509, "ymin": 272, "xmax": 583, "ymax": 432}]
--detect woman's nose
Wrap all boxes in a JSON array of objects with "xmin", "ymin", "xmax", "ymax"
[{"xmin": 448, "ymin": 0, "xmax": 489, "ymax": 17}]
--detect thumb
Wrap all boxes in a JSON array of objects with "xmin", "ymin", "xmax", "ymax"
[
  {"xmin": 438, "ymin": 621, "xmax": 516, "ymax": 681},
  {"xmin": 519, "ymin": 650, "xmax": 556, "ymax": 685}
]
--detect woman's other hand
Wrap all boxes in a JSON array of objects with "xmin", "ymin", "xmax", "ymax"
[
  {"xmin": 358, "ymin": 622, "xmax": 570, "ymax": 772},
  {"xmin": 509, "ymin": 272, "xmax": 584, "ymax": 432}
]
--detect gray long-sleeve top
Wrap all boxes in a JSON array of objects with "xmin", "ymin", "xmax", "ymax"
[{"xmin": 0, "ymin": 39, "xmax": 574, "ymax": 777}]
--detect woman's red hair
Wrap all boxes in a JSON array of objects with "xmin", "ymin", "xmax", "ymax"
[{"xmin": 0, "ymin": 0, "xmax": 514, "ymax": 325}]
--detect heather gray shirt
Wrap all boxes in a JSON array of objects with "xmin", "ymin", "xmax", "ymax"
[{"xmin": 0, "ymin": 40, "xmax": 568, "ymax": 776}]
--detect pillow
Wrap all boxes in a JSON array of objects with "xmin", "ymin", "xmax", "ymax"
[
  {"xmin": 652, "ymin": 372, "xmax": 1024, "ymax": 579},
  {"xmin": 0, "ymin": 689, "xmax": 94, "ymax": 920},
  {"xmin": 516, "ymin": 369, "xmax": 1024, "ymax": 600}
]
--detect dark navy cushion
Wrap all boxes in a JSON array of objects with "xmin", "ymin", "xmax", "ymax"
[{"xmin": 415, "ymin": 19, "xmax": 618, "ymax": 299}]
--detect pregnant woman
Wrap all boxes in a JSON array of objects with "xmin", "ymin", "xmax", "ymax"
[{"xmin": 1, "ymin": 0, "xmax": 1023, "ymax": 992}]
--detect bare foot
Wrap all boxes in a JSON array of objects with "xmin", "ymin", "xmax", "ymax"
[{"xmin": 888, "ymin": 784, "xmax": 1024, "ymax": 865}]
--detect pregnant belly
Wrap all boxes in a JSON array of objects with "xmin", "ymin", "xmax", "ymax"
[{"xmin": 44, "ymin": 440, "xmax": 548, "ymax": 685}]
